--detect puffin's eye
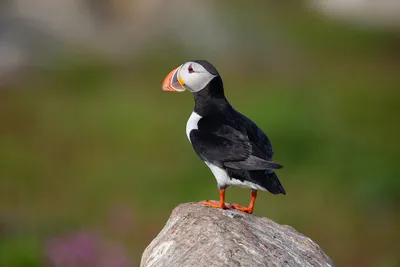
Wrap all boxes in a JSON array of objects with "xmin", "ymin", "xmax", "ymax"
[{"xmin": 188, "ymin": 64, "xmax": 194, "ymax": 73}]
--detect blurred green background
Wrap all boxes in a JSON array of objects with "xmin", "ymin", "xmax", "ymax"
[{"xmin": 0, "ymin": 1, "xmax": 399, "ymax": 266}]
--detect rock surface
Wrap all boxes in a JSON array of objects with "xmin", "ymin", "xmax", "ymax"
[{"xmin": 141, "ymin": 202, "xmax": 334, "ymax": 267}]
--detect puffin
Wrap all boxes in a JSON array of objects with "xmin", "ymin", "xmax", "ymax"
[{"xmin": 162, "ymin": 60, "xmax": 285, "ymax": 214}]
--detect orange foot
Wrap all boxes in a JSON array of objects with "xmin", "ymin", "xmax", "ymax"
[
  {"xmin": 229, "ymin": 191, "xmax": 257, "ymax": 214},
  {"xmin": 230, "ymin": 203, "xmax": 253, "ymax": 214},
  {"xmin": 200, "ymin": 200, "xmax": 228, "ymax": 209},
  {"xmin": 200, "ymin": 189, "xmax": 228, "ymax": 209}
]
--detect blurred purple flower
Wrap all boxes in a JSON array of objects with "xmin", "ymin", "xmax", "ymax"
[{"xmin": 45, "ymin": 231, "xmax": 131, "ymax": 267}]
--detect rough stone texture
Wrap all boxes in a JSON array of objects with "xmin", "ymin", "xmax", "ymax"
[{"xmin": 141, "ymin": 202, "xmax": 334, "ymax": 267}]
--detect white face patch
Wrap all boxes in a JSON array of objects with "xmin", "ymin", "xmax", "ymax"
[
  {"xmin": 186, "ymin": 111, "xmax": 202, "ymax": 141},
  {"xmin": 178, "ymin": 62, "xmax": 216, "ymax": 93}
]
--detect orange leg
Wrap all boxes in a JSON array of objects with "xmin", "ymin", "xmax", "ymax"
[
  {"xmin": 230, "ymin": 191, "xmax": 257, "ymax": 214},
  {"xmin": 200, "ymin": 189, "xmax": 228, "ymax": 209}
]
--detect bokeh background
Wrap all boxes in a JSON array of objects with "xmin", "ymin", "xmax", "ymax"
[{"xmin": 1, "ymin": 1, "xmax": 399, "ymax": 266}]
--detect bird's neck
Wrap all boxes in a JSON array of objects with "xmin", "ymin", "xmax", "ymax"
[{"xmin": 192, "ymin": 77, "xmax": 230, "ymax": 116}]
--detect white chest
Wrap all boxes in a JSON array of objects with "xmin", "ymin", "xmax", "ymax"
[{"xmin": 186, "ymin": 111, "xmax": 202, "ymax": 142}]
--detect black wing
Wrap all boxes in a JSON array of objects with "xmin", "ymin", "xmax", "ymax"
[
  {"xmin": 189, "ymin": 124, "xmax": 282, "ymax": 170},
  {"xmin": 234, "ymin": 111, "xmax": 275, "ymax": 160}
]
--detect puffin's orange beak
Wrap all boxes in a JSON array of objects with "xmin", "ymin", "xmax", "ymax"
[{"xmin": 162, "ymin": 66, "xmax": 186, "ymax": 92}]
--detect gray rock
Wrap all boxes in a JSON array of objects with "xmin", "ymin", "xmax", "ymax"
[{"xmin": 141, "ymin": 202, "xmax": 334, "ymax": 267}]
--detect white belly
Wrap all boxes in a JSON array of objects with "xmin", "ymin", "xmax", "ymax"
[
  {"xmin": 205, "ymin": 162, "xmax": 267, "ymax": 191},
  {"xmin": 186, "ymin": 111, "xmax": 202, "ymax": 141}
]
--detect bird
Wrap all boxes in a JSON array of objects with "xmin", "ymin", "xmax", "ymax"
[{"xmin": 161, "ymin": 60, "xmax": 285, "ymax": 214}]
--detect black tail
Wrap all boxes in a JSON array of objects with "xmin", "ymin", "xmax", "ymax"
[{"xmin": 263, "ymin": 171, "xmax": 286, "ymax": 195}]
